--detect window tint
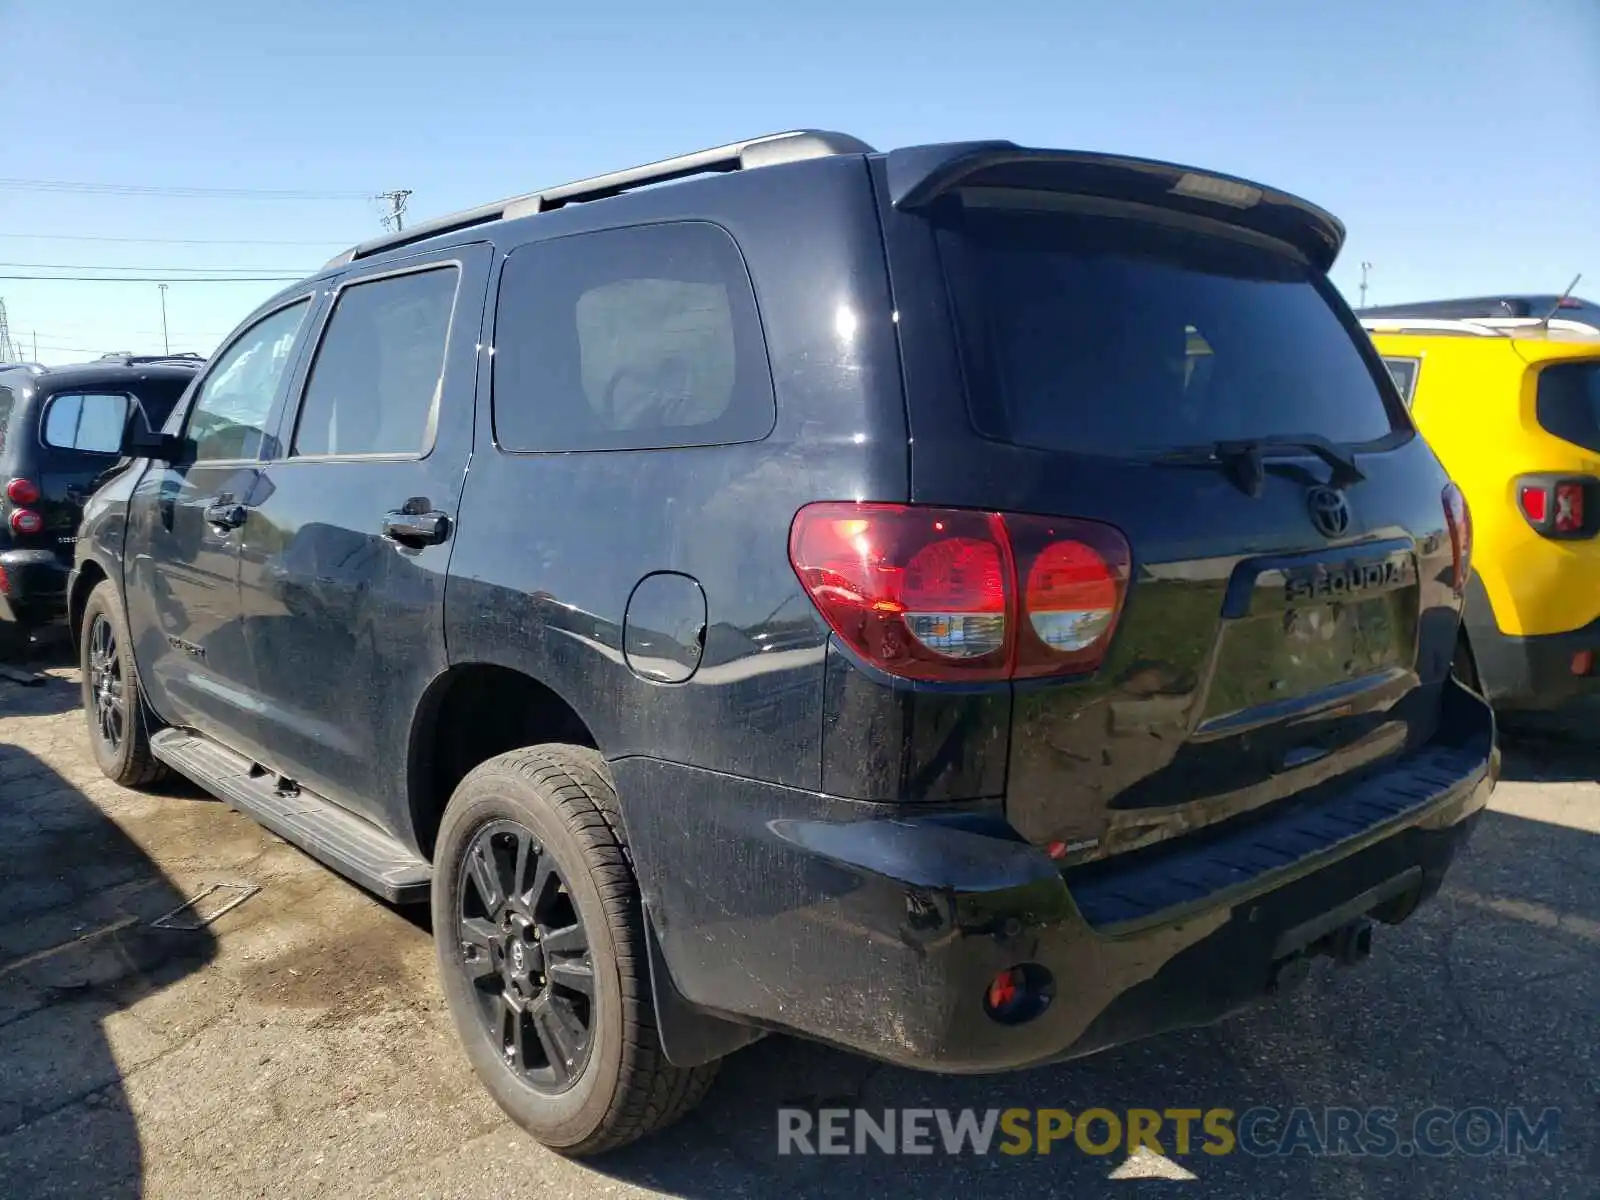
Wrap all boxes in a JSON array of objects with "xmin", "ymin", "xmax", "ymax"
[
  {"xmin": 1382, "ymin": 357, "xmax": 1421, "ymax": 407},
  {"xmin": 189, "ymin": 300, "xmax": 309, "ymax": 461},
  {"xmin": 939, "ymin": 197, "xmax": 1397, "ymax": 456},
  {"xmin": 1535, "ymin": 361, "xmax": 1600, "ymax": 454},
  {"xmin": 493, "ymin": 222, "xmax": 773, "ymax": 452},
  {"xmin": 42, "ymin": 392, "xmax": 131, "ymax": 454},
  {"xmin": 292, "ymin": 266, "xmax": 459, "ymax": 457},
  {"xmin": 0, "ymin": 386, "xmax": 13, "ymax": 455}
]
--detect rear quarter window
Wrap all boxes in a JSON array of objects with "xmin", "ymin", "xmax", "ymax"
[
  {"xmin": 492, "ymin": 221, "xmax": 775, "ymax": 453},
  {"xmin": 1381, "ymin": 357, "xmax": 1421, "ymax": 407},
  {"xmin": 1535, "ymin": 360, "xmax": 1600, "ymax": 453},
  {"xmin": 0, "ymin": 385, "xmax": 13, "ymax": 456},
  {"xmin": 937, "ymin": 195, "xmax": 1399, "ymax": 457}
]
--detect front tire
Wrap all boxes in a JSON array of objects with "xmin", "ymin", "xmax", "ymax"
[
  {"xmin": 431, "ymin": 744, "xmax": 718, "ymax": 1155},
  {"xmin": 80, "ymin": 581, "xmax": 168, "ymax": 787}
]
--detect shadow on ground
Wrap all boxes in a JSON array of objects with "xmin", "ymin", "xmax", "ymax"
[
  {"xmin": 0, "ymin": 745, "xmax": 218, "ymax": 1199},
  {"xmin": 0, "ymin": 633, "xmax": 83, "ymax": 718},
  {"xmin": 583, "ymin": 806, "xmax": 1595, "ymax": 1198},
  {"xmin": 1496, "ymin": 731, "xmax": 1600, "ymax": 784}
]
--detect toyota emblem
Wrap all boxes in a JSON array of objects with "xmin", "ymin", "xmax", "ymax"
[{"xmin": 1307, "ymin": 487, "xmax": 1351, "ymax": 538}]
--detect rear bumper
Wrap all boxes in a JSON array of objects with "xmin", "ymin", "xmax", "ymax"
[
  {"xmin": 0, "ymin": 549, "xmax": 69, "ymax": 628},
  {"xmin": 1464, "ymin": 575, "xmax": 1600, "ymax": 713},
  {"xmin": 620, "ymin": 678, "xmax": 1494, "ymax": 1072}
]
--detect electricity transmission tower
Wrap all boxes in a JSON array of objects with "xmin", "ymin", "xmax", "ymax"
[
  {"xmin": 377, "ymin": 189, "xmax": 412, "ymax": 233},
  {"xmin": 0, "ymin": 299, "xmax": 17, "ymax": 362}
]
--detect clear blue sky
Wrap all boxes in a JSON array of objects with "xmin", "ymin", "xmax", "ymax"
[{"xmin": 2, "ymin": 0, "xmax": 1596, "ymax": 364}]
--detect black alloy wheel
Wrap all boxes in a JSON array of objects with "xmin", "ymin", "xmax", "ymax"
[
  {"xmin": 458, "ymin": 819, "xmax": 596, "ymax": 1093},
  {"xmin": 86, "ymin": 612, "xmax": 125, "ymax": 755}
]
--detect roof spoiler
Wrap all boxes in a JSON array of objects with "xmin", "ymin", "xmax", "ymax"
[
  {"xmin": 884, "ymin": 142, "xmax": 1346, "ymax": 272},
  {"xmin": 325, "ymin": 129, "xmax": 875, "ymax": 269}
]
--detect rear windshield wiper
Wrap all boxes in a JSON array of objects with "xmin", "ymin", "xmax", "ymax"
[{"xmin": 1155, "ymin": 435, "xmax": 1365, "ymax": 497}]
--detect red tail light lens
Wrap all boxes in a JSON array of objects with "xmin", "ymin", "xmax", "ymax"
[
  {"xmin": 789, "ymin": 502, "xmax": 1130, "ymax": 682},
  {"xmin": 9, "ymin": 508, "xmax": 43, "ymax": 536},
  {"xmin": 4, "ymin": 478, "xmax": 40, "ymax": 506},
  {"xmin": 1009, "ymin": 515, "xmax": 1131, "ymax": 678},
  {"xmin": 1442, "ymin": 483, "xmax": 1471, "ymax": 594},
  {"xmin": 1518, "ymin": 485, "xmax": 1548, "ymax": 524},
  {"xmin": 1554, "ymin": 482, "xmax": 1585, "ymax": 533}
]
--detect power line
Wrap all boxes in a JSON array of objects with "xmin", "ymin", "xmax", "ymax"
[
  {"xmin": 0, "ymin": 273, "xmax": 303, "ymax": 282},
  {"xmin": 0, "ymin": 260, "xmax": 315, "ymax": 274},
  {"xmin": 0, "ymin": 231, "xmax": 343, "ymax": 247},
  {"xmin": 0, "ymin": 177, "xmax": 370, "ymax": 200}
]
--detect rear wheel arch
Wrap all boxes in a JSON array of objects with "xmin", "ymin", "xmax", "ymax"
[
  {"xmin": 67, "ymin": 559, "xmax": 109, "ymax": 653},
  {"xmin": 407, "ymin": 663, "xmax": 600, "ymax": 861}
]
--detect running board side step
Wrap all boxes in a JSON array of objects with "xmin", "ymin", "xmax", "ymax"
[{"xmin": 150, "ymin": 729, "xmax": 432, "ymax": 904}]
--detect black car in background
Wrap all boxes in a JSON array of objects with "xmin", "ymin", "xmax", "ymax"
[
  {"xmin": 69, "ymin": 131, "xmax": 1494, "ymax": 1155},
  {"xmin": 0, "ymin": 355, "xmax": 200, "ymax": 655}
]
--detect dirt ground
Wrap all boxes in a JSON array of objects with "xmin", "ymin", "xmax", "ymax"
[{"xmin": 1, "ymin": 643, "xmax": 1595, "ymax": 1198}]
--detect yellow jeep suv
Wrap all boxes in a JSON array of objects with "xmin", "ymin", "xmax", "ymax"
[{"xmin": 1364, "ymin": 297, "xmax": 1600, "ymax": 726}]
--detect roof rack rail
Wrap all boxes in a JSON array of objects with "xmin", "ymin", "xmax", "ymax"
[
  {"xmin": 96, "ymin": 351, "xmax": 207, "ymax": 366},
  {"xmin": 325, "ymin": 129, "xmax": 876, "ymax": 269},
  {"xmin": 1360, "ymin": 316, "xmax": 1600, "ymax": 339},
  {"xmin": 1359, "ymin": 318, "xmax": 1508, "ymax": 338}
]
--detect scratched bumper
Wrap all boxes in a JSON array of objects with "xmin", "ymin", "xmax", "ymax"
[{"xmin": 616, "ymin": 678, "xmax": 1493, "ymax": 1072}]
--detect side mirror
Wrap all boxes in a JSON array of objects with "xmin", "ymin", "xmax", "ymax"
[{"xmin": 120, "ymin": 422, "xmax": 184, "ymax": 463}]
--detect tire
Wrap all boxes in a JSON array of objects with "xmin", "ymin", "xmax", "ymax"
[
  {"xmin": 431, "ymin": 744, "xmax": 718, "ymax": 1155},
  {"xmin": 80, "ymin": 581, "xmax": 168, "ymax": 787}
]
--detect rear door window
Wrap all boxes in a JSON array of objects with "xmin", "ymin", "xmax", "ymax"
[
  {"xmin": 937, "ymin": 195, "xmax": 1399, "ymax": 456},
  {"xmin": 1535, "ymin": 361, "xmax": 1600, "ymax": 454},
  {"xmin": 291, "ymin": 266, "xmax": 459, "ymax": 458}
]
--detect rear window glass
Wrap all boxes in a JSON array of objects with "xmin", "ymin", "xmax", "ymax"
[
  {"xmin": 937, "ymin": 196, "xmax": 1398, "ymax": 456},
  {"xmin": 1535, "ymin": 361, "xmax": 1600, "ymax": 454},
  {"xmin": 129, "ymin": 377, "xmax": 193, "ymax": 432}
]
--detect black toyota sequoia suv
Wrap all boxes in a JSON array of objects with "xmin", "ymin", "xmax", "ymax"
[{"xmin": 70, "ymin": 131, "xmax": 1496, "ymax": 1154}]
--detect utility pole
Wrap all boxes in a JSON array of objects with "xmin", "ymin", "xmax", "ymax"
[
  {"xmin": 1359, "ymin": 261, "xmax": 1373, "ymax": 310},
  {"xmin": 377, "ymin": 189, "xmax": 412, "ymax": 233},
  {"xmin": 32, "ymin": 331, "xmax": 37, "ymax": 360},
  {"xmin": 158, "ymin": 283, "xmax": 171, "ymax": 354}
]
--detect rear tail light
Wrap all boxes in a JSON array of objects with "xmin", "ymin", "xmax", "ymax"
[
  {"xmin": 4, "ymin": 478, "xmax": 40, "ymax": 506},
  {"xmin": 1517, "ymin": 485, "xmax": 1548, "ymax": 524},
  {"xmin": 788, "ymin": 502, "xmax": 1130, "ymax": 682},
  {"xmin": 8, "ymin": 508, "xmax": 42, "ymax": 536},
  {"xmin": 1515, "ymin": 474, "xmax": 1595, "ymax": 539},
  {"xmin": 1442, "ymin": 483, "xmax": 1472, "ymax": 595}
]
